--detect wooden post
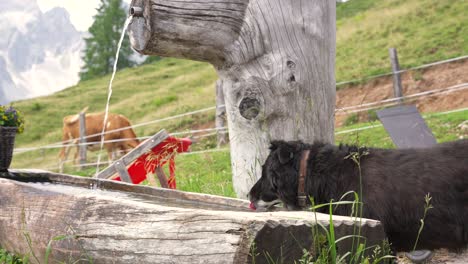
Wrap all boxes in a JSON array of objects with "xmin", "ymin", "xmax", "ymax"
[
  {"xmin": 96, "ymin": 130, "xmax": 169, "ymax": 180},
  {"xmin": 128, "ymin": 0, "xmax": 336, "ymax": 198},
  {"xmin": 215, "ymin": 79, "xmax": 227, "ymax": 148},
  {"xmin": 78, "ymin": 112, "xmax": 87, "ymax": 170},
  {"xmin": 155, "ymin": 167, "xmax": 169, "ymax": 188},
  {"xmin": 389, "ymin": 47, "xmax": 403, "ymax": 103}
]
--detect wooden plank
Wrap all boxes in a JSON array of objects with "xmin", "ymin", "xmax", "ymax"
[
  {"xmin": 95, "ymin": 163, "xmax": 117, "ymax": 179},
  {"xmin": 0, "ymin": 170, "xmax": 385, "ymax": 264},
  {"xmin": 215, "ymin": 79, "xmax": 228, "ymax": 148},
  {"xmin": 121, "ymin": 130, "xmax": 169, "ymax": 165},
  {"xmin": 6, "ymin": 169, "xmax": 251, "ymax": 210},
  {"xmin": 96, "ymin": 130, "xmax": 169, "ymax": 179},
  {"xmin": 114, "ymin": 160, "xmax": 132, "ymax": 183},
  {"xmin": 155, "ymin": 167, "xmax": 169, "ymax": 188}
]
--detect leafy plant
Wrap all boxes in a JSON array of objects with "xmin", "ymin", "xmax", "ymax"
[
  {"xmin": 0, "ymin": 248, "xmax": 27, "ymax": 264},
  {"xmin": 413, "ymin": 193, "xmax": 433, "ymax": 251},
  {"xmin": 366, "ymin": 110, "xmax": 379, "ymax": 122},
  {"xmin": 0, "ymin": 105, "xmax": 25, "ymax": 133},
  {"xmin": 153, "ymin": 95, "xmax": 178, "ymax": 108},
  {"xmin": 308, "ymin": 196, "xmax": 394, "ymax": 264},
  {"xmin": 31, "ymin": 103, "xmax": 43, "ymax": 111},
  {"xmin": 344, "ymin": 113, "xmax": 359, "ymax": 126}
]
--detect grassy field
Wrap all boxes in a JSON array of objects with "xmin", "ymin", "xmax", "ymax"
[
  {"xmin": 68, "ymin": 108, "xmax": 467, "ymax": 199},
  {"xmin": 10, "ymin": 58, "xmax": 219, "ymax": 171},
  {"xmin": 3, "ymin": 108, "xmax": 465, "ymax": 263},
  {"xmin": 9, "ymin": 0, "xmax": 468, "ymax": 191},
  {"xmin": 336, "ymin": 0, "xmax": 468, "ymax": 83},
  {"xmin": 173, "ymin": 109, "xmax": 467, "ymax": 198},
  {"xmin": 3, "ymin": 0, "xmax": 468, "ymax": 262},
  {"xmin": 10, "ymin": 0, "xmax": 467, "ymax": 157},
  {"xmin": 174, "ymin": 107, "xmax": 463, "ymax": 196}
]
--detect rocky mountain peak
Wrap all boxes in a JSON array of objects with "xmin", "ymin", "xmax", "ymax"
[{"xmin": 0, "ymin": 0, "xmax": 84, "ymax": 104}]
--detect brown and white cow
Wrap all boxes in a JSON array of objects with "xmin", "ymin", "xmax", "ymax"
[{"xmin": 58, "ymin": 112, "xmax": 140, "ymax": 170}]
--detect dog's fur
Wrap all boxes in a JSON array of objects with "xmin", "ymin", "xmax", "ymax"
[{"xmin": 249, "ymin": 140, "xmax": 468, "ymax": 251}]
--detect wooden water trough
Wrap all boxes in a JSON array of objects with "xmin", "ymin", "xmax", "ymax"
[{"xmin": 0, "ymin": 170, "xmax": 385, "ymax": 264}]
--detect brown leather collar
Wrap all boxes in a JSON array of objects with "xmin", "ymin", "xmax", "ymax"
[{"xmin": 298, "ymin": 149, "xmax": 310, "ymax": 208}]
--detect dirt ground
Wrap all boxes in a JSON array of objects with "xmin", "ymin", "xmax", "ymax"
[
  {"xmin": 396, "ymin": 249, "xmax": 468, "ymax": 264},
  {"xmin": 197, "ymin": 58, "xmax": 468, "ymax": 130},
  {"xmin": 336, "ymin": 58, "xmax": 468, "ymax": 126}
]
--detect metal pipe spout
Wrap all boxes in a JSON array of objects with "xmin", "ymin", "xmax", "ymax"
[{"xmin": 130, "ymin": 6, "xmax": 143, "ymax": 17}]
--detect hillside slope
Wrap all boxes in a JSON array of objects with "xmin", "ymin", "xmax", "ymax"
[
  {"xmin": 10, "ymin": 0, "xmax": 468, "ymax": 171},
  {"xmin": 336, "ymin": 0, "xmax": 467, "ymax": 81}
]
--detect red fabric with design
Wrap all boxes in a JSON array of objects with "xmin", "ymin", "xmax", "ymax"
[{"xmin": 112, "ymin": 137, "xmax": 192, "ymax": 189}]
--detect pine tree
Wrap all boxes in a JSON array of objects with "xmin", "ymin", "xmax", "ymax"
[{"xmin": 80, "ymin": 0, "xmax": 134, "ymax": 81}]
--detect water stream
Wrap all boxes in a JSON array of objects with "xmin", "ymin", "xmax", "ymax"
[{"xmin": 94, "ymin": 15, "xmax": 134, "ymax": 178}]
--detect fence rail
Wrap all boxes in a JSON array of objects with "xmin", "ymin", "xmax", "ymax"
[
  {"xmin": 13, "ymin": 83, "xmax": 468, "ymax": 154},
  {"xmin": 336, "ymin": 54, "xmax": 468, "ymax": 87},
  {"xmin": 11, "ymin": 52, "xmax": 468, "ymax": 172},
  {"xmin": 39, "ymin": 107, "xmax": 468, "ymax": 172}
]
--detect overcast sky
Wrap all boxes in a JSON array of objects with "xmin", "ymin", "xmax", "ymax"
[{"xmin": 37, "ymin": 0, "xmax": 132, "ymax": 31}]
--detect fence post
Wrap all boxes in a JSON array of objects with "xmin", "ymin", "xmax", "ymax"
[
  {"xmin": 215, "ymin": 79, "xmax": 227, "ymax": 148},
  {"xmin": 78, "ymin": 112, "xmax": 87, "ymax": 170},
  {"xmin": 389, "ymin": 48, "xmax": 403, "ymax": 103}
]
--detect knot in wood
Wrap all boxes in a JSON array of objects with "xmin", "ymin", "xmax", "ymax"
[
  {"xmin": 287, "ymin": 60, "xmax": 296, "ymax": 69},
  {"xmin": 239, "ymin": 97, "xmax": 261, "ymax": 120}
]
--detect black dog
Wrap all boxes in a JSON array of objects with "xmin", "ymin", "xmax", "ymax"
[{"xmin": 249, "ymin": 140, "xmax": 468, "ymax": 251}]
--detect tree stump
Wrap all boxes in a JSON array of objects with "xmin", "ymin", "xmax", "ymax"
[
  {"xmin": 0, "ymin": 170, "xmax": 384, "ymax": 264},
  {"xmin": 128, "ymin": 0, "xmax": 336, "ymax": 198}
]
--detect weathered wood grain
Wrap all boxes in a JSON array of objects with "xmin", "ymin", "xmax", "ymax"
[
  {"xmin": 215, "ymin": 79, "xmax": 228, "ymax": 147},
  {"xmin": 0, "ymin": 171, "xmax": 385, "ymax": 264},
  {"xmin": 128, "ymin": 0, "xmax": 336, "ymax": 198}
]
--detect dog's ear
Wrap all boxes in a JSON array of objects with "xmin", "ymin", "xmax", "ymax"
[
  {"xmin": 277, "ymin": 145, "xmax": 294, "ymax": 164},
  {"xmin": 270, "ymin": 140, "xmax": 295, "ymax": 164},
  {"xmin": 270, "ymin": 140, "xmax": 283, "ymax": 151}
]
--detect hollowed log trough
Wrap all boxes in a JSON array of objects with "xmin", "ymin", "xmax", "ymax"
[{"xmin": 0, "ymin": 170, "xmax": 385, "ymax": 263}]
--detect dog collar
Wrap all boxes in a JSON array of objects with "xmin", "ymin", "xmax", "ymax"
[{"xmin": 298, "ymin": 149, "xmax": 310, "ymax": 208}]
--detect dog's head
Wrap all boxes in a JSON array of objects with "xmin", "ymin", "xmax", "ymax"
[{"xmin": 248, "ymin": 141, "xmax": 304, "ymax": 210}]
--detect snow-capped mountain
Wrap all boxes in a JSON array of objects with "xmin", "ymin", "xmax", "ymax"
[{"xmin": 0, "ymin": 0, "xmax": 84, "ymax": 105}]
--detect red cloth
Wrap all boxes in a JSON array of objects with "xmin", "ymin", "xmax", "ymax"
[{"xmin": 112, "ymin": 137, "xmax": 192, "ymax": 189}]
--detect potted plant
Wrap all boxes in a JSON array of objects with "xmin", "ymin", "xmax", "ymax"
[{"xmin": 0, "ymin": 105, "xmax": 24, "ymax": 173}]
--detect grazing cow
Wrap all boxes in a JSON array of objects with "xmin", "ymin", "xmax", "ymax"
[{"xmin": 59, "ymin": 112, "xmax": 140, "ymax": 170}]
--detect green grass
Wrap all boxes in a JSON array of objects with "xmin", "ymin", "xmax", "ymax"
[
  {"xmin": 336, "ymin": 109, "xmax": 467, "ymax": 148},
  {"xmin": 10, "ymin": 57, "xmax": 218, "ymax": 170},
  {"xmin": 337, "ymin": 0, "xmax": 376, "ymax": 20},
  {"xmin": 3, "ymin": 1, "xmax": 468, "ymax": 261},
  {"xmin": 174, "ymin": 109, "xmax": 465, "ymax": 198},
  {"xmin": 336, "ymin": 0, "xmax": 468, "ymax": 84},
  {"xmin": 8, "ymin": 0, "xmax": 468, "ymax": 170},
  {"xmin": 175, "ymin": 151, "xmax": 235, "ymax": 197},
  {"xmin": 6, "ymin": 0, "xmax": 468, "ymax": 194},
  {"xmin": 0, "ymin": 248, "xmax": 27, "ymax": 264},
  {"xmin": 39, "ymin": 109, "xmax": 466, "ymax": 201}
]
